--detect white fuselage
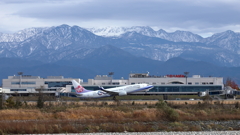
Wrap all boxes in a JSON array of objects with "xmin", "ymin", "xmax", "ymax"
[{"xmin": 77, "ymin": 84, "xmax": 153, "ymax": 98}]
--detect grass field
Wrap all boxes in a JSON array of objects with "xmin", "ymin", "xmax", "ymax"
[{"xmin": 1, "ymin": 95, "xmax": 240, "ymax": 134}]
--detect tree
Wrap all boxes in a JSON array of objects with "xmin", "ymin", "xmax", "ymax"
[
  {"xmin": 225, "ymin": 78, "xmax": 239, "ymax": 90},
  {"xmin": 36, "ymin": 86, "xmax": 45, "ymax": 108}
]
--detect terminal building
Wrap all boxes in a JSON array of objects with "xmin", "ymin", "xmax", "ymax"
[
  {"xmin": 82, "ymin": 73, "xmax": 223, "ymax": 95},
  {"xmin": 2, "ymin": 75, "xmax": 80, "ymax": 96},
  {"xmin": 1, "ymin": 73, "xmax": 224, "ymax": 96}
]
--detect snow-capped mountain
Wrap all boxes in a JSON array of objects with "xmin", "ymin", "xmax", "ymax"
[
  {"xmin": 87, "ymin": 26, "xmax": 162, "ymax": 37},
  {"xmin": 202, "ymin": 30, "xmax": 240, "ymax": 54},
  {"xmin": 87, "ymin": 26, "xmax": 203, "ymax": 42},
  {"xmin": 86, "ymin": 26, "xmax": 130, "ymax": 37},
  {"xmin": 0, "ymin": 24, "xmax": 239, "ymax": 67},
  {"xmin": 166, "ymin": 30, "xmax": 203, "ymax": 42},
  {"xmin": 0, "ymin": 24, "xmax": 119, "ymax": 62},
  {"xmin": 0, "ymin": 27, "xmax": 47, "ymax": 42}
]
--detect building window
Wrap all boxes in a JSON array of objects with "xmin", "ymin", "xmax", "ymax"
[
  {"xmin": 188, "ymin": 82, "xmax": 192, "ymax": 85},
  {"xmin": 102, "ymin": 83, "xmax": 105, "ymax": 85},
  {"xmin": 11, "ymin": 82, "xmax": 36, "ymax": 85},
  {"xmin": 45, "ymin": 89, "xmax": 57, "ymax": 91},
  {"xmin": 147, "ymin": 85, "xmax": 222, "ymax": 93},
  {"xmin": 45, "ymin": 81, "xmax": 72, "ymax": 87},
  {"xmin": 209, "ymin": 82, "xmax": 213, "ymax": 84},
  {"xmin": 11, "ymin": 82, "xmax": 20, "ymax": 85},
  {"xmin": 10, "ymin": 89, "xmax": 27, "ymax": 91},
  {"xmin": 195, "ymin": 82, "xmax": 199, "ymax": 85},
  {"xmin": 161, "ymin": 82, "xmax": 165, "ymax": 84},
  {"xmin": 152, "ymin": 82, "xmax": 156, "ymax": 85},
  {"xmin": 131, "ymin": 83, "xmax": 135, "ymax": 84},
  {"xmin": 22, "ymin": 82, "xmax": 36, "ymax": 84},
  {"xmin": 36, "ymin": 89, "xmax": 57, "ymax": 91}
]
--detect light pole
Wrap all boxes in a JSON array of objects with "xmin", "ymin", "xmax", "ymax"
[{"xmin": 184, "ymin": 72, "xmax": 189, "ymax": 85}]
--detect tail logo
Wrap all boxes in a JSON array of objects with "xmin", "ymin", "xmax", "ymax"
[{"xmin": 75, "ymin": 85, "xmax": 84, "ymax": 93}]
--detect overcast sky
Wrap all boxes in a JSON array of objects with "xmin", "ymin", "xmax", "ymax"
[{"xmin": 0, "ymin": 0, "xmax": 240, "ymax": 37}]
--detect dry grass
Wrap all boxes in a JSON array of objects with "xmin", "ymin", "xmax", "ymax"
[
  {"xmin": 0, "ymin": 109, "xmax": 50, "ymax": 120},
  {"xmin": 1, "ymin": 99, "xmax": 240, "ymax": 133}
]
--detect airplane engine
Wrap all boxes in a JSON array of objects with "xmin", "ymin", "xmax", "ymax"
[
  {"xmin": 198, "ymin": 91, "xmax": 207, "ymax": 97},
  {"xmin": 119, "ymin": 91, "xmax": 127, "ymax": 96}
]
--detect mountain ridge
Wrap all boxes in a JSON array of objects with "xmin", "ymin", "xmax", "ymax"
[{"xmin": 0, "ymin": 24, "xmax": 240, "ymax": 67}]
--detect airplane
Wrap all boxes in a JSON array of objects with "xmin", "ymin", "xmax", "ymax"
[{"xmin": 71, "ymin": 80, "xmax": 154, "ymax": 100}]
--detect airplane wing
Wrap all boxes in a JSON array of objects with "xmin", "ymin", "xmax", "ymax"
[{"xmin": 100, "ymin": 87, "xmax": 119, "ymax": 95}]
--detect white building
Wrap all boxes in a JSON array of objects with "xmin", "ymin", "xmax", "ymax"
[
  {"xmin": 2, "ymin": 75, "xmax": 80, "ymax": 96},
  {"xmin": 82, "ymin": 73, "xmax": 223, "ymax": 87}
]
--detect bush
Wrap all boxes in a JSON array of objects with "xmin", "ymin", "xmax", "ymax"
[
  {"xmin": 15, "ymin": 100, "xmax": 22, "ymax": 108},
  {"xmin": 235, "ymin": 102, "xmax": 239, "ymax": 109},
  {"xmin": 155, "ymin": 100, "xmax": 168, "ymax": 109},
  {"xmin": 165, "ymin": 108, "xmax": 179, "ymax": 121},
  {"xmin": 156, "ymin": 100, "xmax": 179, "ymax": 121},
  {"xmin": 132, "ymin": 101, "xmax": 135, "ymax": 105},
  {"xmin": 5, "ymin": 97, "xmax": 16, "ymax": 108},
  {"xmin": 37, "ymin": 95, "xmax": 44, "ymax": 108}
]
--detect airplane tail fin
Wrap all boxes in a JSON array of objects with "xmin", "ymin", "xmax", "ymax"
[{"xmin": 72, "ymin": 80, "xmax": 91, "ymax": 94}]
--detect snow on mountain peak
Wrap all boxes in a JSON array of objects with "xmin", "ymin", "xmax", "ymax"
[
  {"xmin": 0, "ymin": 27, "xmax": 48, "ymax": 42},
  {"xmin": 87, "ymin": 26, "xmax": 203, "ymax": 42},
  {"xmin": 86, "ymin": 26, "xmax": 130, "ymax": 37}
]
